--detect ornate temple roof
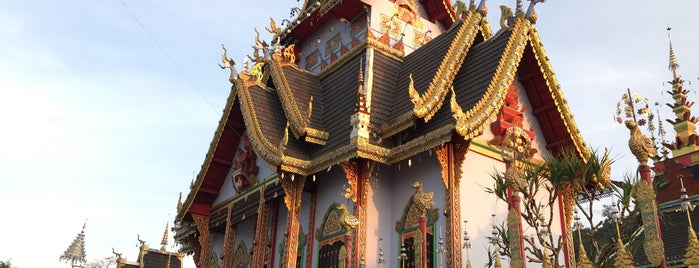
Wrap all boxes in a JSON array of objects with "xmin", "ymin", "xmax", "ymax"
[
  {"xmin": 60, "ymin": 222, "xmax": 87, "ymax": 267},
  {"xmin": 177, "ymin": 1, "xmax": 587, "ymax": 222}
]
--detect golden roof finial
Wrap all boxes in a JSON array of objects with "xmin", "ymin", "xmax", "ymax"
[
  {"xmin": 354, "ymin": 60, "xmax": 368, "ymax": 114},
  {"xmin": 667, "ymin": 27, "xmax": 680, "ymax": 80},
  {"xmin": 160, "ymin": 221, "xmax": 169, "ymax": 251}
]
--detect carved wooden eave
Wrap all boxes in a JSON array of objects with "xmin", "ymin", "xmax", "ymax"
[
  {"xmin": 527, "ymin": 24, "xmax": 587, "ymax": 157},
  {"xmin": 176, "ymin": 86, "xmax": 241, "ymax": 222},
  {"xmin": 408, "ymin": 9, "xmax": 483, "ymax": 122},
  {"xmin": 236, "ymin": 77, "xmax": 286, "ymax": 169},
  {"xmin": 269, "ymin": 54, "xmax": 329, "ymax": 145}
]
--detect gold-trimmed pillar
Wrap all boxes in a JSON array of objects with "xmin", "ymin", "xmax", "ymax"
[
  {"xmin": 305, "ymin": 192, "xmax": 318, "ymax": 268},
  {"xmin": 436, "ymin": 139, "xmax": 469, "ymax": 268},
  {"xmin": 341, "ymin": 159, "xmax": 375, "ymax": 267},
  {"xmin": 223, "ymin": 221, "xmax": 237, "ymax": 268},
  {"xmin": 280, "ymin": 173, "xmax": 307, "ymax": 268},
  {"xmin": 252, "ymin": 185, "xmax": 269, "ymax": 268},
  {"xmin": 221, "ymin": 207, "xmax": 235, "ymax": 267},
  {"xmin": 191, "ymin": 213, "xmax": 210, "ymax": 268}
]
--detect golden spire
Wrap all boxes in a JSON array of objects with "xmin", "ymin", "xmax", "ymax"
[
  {"xmin": 354, "ymin": 61, "xmax": 367, "ymax": 114},
  {"xmin": 680, "ymin": 176, "xmax": 699, "ymax": 266},
  {"xmin": 575, "ymin": 209, "xmax": 593, "ymax": 268},
  {"xmin": 160, "ymin": 221, "xmax": 169, "ymax": 251},
  {"xmin": 612, "ymin": 204, "xmax": 634, "ymax": 267},
  {"xmin": 685, "ymin": 228, "xmax": 699, "ymax": 266},
  {"xmin": 668, "ymin": 27, "xmax": 680, "ymax": 80}
]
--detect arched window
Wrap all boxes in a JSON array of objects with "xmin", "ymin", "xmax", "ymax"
[
  {"xmin": 232, "ymin": 241, "xmax": 249, "ymax": 268},
  {"xmin": 316, "ymin": 203, "xmax": 351, "ymax": 268},
  {"xmin": 396, "ymin": 183, "xmax": 438, "ymax": 268}
]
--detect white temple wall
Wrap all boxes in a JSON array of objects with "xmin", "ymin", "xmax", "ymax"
[
  {"xmin": 297, "ymin": 18, "xmax": 358, "ymax": 73},
  {"xmin": 212, "ymin": 232, "xmax": 225, "ymax": 264},
  {"xmin": 298, "ymin": 191, "xmax": 312, "ymax": 266},
  {"xmin": 235, "ymin": 217, "xmax": 256, "ymax": 260},
  {"xmin": 363, "ymin": 0, "xmax": 444, "ymax": 55},
  {"xmin": 367, "ymin": 163, "xmax": 395, "ymax": 266},
  {"xmin": 273, "ymin": 200, "xmax": 288, "ymax": 268},
  {"xmin": 459, "ymin": 150, "xmax": 507, "ymax": 266},
  {"xmin": 308, "ymin": 166, "xmax": 346, "ymax": 268},
  {"xmin": 256, "ymin": 157, "xmax": 275, "ymax": 180}
]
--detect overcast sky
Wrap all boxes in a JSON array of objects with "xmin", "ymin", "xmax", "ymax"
[{"xmin": 0, "ymin": 1, "xmax": 697, "ymax": 267}]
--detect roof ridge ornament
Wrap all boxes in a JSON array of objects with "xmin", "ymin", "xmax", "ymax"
[
  {"xmin": 525, "ymin": 0, "xmax": 546, "ymax": 23},
  {"xmin": 476, "ymin": 0, "xmax": 488, "ymax": 15},
  {"xmin": 218, "ymin": 44, "xmax": 238, "ymax": 83}
]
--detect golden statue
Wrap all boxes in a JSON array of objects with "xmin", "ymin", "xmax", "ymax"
[
  {"xmin": 411, "ymin": 181, "xmax": 435, "ymax": 217},
  {"xmin": 337, "ymin": 204, "xmax": 359, "ymax": 234},
  {"xmin": 625, "ymin": 120, "xmax": 657, "ymax": 165}
]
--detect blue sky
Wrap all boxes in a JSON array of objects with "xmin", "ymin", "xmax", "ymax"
[{"xmin": 0, "ymin": 1, "xmax": 698, "ymax": 267}]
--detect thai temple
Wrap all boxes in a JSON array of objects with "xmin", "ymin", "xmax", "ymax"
[
  {"xmin": 173, "ymin": 0, "xmax": 600, "ymax": 267},
  {"xmin": 113, "ymin": 223, "xmax": 185, "ymax": 268}
]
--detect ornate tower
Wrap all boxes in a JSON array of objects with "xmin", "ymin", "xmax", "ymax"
[{"xmin": 663, "ymin": 27, "xmax": 699, "ymax": 157}]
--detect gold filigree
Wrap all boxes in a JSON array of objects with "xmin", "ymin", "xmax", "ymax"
[
  {"xmin": 250, "ymin": 62, "xmax": 264, "ymax": 83},
  {"xmin": 338, "ymin": 245, "xmax": 347, "ymax": 268},
  {"xmin": 409, "ymin": 10, "xmax": 482, "ymax": 122},
  {"xmin": 340, "ymin": 161, "xmax": 359, "ymax": 203},
  {"xmin": 191, "ymin": 214, "xmax": 210, "ymax": 267},
  {"xmin": 281, "ymin": 174, "xmax": 307, "ymax": 268},
  {"xmin": 613, "ymin": 239, "xmax": 634, "ymax": 267},
  {"xmin": 223, "ymin": 219, "xmax": 237, "ymax": 268},
  {"xmin": 436, "ymin": 140, "xmax": 470, "ymax": 267},
  {"xmin": 283, "ymin": 44, "xmax": 296, "ymax": 64},
  {"xmin": 685, "ymin": 228, "xmax": 699, "ymax": 266},
  {"xmin": 451, "ymin": 17, "xmax": 530, "ymax": 140},
  {"xmin": 635, "ymin": 181, "xmax": 665, "ymax": 265},
  {"xmin": 507, "ymin": 208, "xmax": 525, "ymax": 268},
  {"xmin": 323, "ymin": 210, "xmax": 342, "ymax": 237},
  {"xmin": 221, "ymin": 208, "xmax": 233, "ymax": 266},
  {"xmin": 436, "ymin": 145, "xmax": 450, "ymax": 190},
  {"xmin": 252, "ymin": 187, "xmax": 269, "ymax": 266}
]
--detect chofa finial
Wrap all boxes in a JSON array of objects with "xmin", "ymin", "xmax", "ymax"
[
  {"xmin": 476, "ymin": 0, "xmax": 488, "ymax": 15},
  {"xmin": 525, "ymin": 0, "xmax": 546, "ymax": 23}
]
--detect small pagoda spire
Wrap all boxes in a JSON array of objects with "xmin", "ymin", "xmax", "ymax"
[
  {"xmin": 350, "ymin": 60, "xmax": 370, "ymax": 140},
  {"xmin": 160, "ymin": 221, "xmax": 170, "ymax": 251},
  {"xmin": 60, "ymin": 220, "xmax": 87, "ymax": 268},
  {"xmin": 354, "ymin": 62, "xmax": 367, "ymax": 114}
]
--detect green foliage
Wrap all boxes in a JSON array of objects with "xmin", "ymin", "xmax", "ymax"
[{"xmin": 0, "ymin": 259, "xmax": 14, "ymax": 268}]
